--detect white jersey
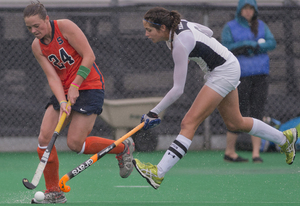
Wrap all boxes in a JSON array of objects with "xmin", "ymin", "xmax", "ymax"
[
  {"xmin": 151, "ymin": 20, "xmax": 234, "ymax": 115},
  {"xmin": 168, "ymin": 20, "xmax": 231, "ymax": 73}
]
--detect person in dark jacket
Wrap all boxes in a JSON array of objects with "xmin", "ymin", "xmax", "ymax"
[{"xmin": 221, "ymin": 0, "xmax": 276, "ymax": 163}]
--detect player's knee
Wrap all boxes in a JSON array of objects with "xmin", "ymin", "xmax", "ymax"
[
  {"xmin": 67, "ymin": 139, "xmax": 83, "ymax": 153},
  {"xmin": 37, "ymin": 132, "xmax": 51, "ymax": 146},
  {"xmin": 225, "ymin": 122, "xmax": 239, "ymax": 132}
]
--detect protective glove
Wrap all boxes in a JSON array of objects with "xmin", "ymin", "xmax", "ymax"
[
  {"xmin": 141, "ymin": 111, "xmax": 161, "ymax": 130},
  {"xmin": 231, "ymin": 40, "xmax": 258, "ymax": 56}
]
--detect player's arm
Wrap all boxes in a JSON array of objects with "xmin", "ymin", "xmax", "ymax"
[
  {"xmin": 32, "ymin": 39, "xmax": 70, "ymax": 115},
  {"xmin": 150, "ymin": 33, "xmax": 192, "ymax": 115},
  {"xmin": 57, "ymin": 19, "xmax": 96, "ymax": 104},
  {"xmin": 141, "ymin": 35, "xmax": 191, "ymax": 130}
]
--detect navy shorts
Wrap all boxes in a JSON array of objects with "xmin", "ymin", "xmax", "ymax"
[{"xmin": 46, "ymin": 89, "xmax": 105, "ymax": 115}]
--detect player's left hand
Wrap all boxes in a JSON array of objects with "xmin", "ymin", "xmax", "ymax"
[
  {"xmin": 141, "ymin": 111, "xmax": 161, "ymax": 130},
  {"xmin": 68, "ymin": 85, "xmax": 79, "ymax": 105}
]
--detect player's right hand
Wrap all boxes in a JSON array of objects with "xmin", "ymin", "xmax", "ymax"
[
  {"xmin": 141, "ymin": 111, "xmax": 161, "ymax": 130},
  {"xmin": 60, "ymin": 101, "xmax": 71, "ymax": 117}
]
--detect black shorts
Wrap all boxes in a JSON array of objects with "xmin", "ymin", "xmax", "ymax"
[
  {"xmin": 238, "ymin": 75, "xmax": 269, "ymax": 120},
  {"xmin": 229, "ymin": 75, "xmax": 268, "ymax": 133},
  {"xmin": 46, "ymin": 89, "xmax": 105, "ymax": 115}
]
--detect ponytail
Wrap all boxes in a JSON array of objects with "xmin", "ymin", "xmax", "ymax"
[{"xmin": 169, "ymin": 10, "xmax": 181, "ymax": 51}]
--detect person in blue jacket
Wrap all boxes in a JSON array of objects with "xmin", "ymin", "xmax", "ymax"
[{"xmin": 221, "ymin": 0, "xmax": 276, "ymax": 163}]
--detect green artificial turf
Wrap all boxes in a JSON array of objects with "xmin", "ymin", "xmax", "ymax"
[{"xmin": 1, "ymin": 150, "xmax": 299, "ymax": 205}]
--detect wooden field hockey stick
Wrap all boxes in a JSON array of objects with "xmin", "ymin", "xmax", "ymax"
[
  {"xmin": 22, "ymin": 100, "xmax": 71, "ymax": 190},
  {"xmin": 59, "ymin": 122, "xmax": 145, "ymax": 192}
]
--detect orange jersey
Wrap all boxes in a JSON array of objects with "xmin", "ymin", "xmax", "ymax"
[{"xmin": 39, "ymin": 20, "xmax": 104, "ymax": 94}]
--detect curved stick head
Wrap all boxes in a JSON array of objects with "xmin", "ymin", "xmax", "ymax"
[
  {"xmin": 59, "ymin": 180, "xmax": 71, "ymax": 193},
  {"xmin": 22, "ymin": 178, "xmax": 36, "ymax": 190}
]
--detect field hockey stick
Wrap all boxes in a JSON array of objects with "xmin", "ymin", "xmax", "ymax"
[
  {"xmin": 22, "ymin": 100, "xmax": 71, "ymax": 190},
  {"xmin": 59, "ymin": 122, "xmax": 145, "ymax": 193}
]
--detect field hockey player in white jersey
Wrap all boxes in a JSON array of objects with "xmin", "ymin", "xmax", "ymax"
[{"xmin": 133, "ymin": 6, "xmax": 298, "ymax": 189}]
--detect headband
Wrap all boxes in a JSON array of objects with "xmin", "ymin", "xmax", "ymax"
[{"xmin": 143, "ymin": 19, "xmax": 161, "ymax": 26}]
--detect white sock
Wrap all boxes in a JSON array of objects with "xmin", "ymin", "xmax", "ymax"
[
  {"xmin": 38, "ymin": 144, "xmax": 47, "ymax": 149},
  {"xmin": 248, "ymin": 118, "xmax": 286, "ymax": 145},
  {"xmin": 157, "ymin": 134, "xmax": 192, "ymax": 178},
  {"xmin": 77, "ymin": 142, "xmax": 86, "ymax": 154}
]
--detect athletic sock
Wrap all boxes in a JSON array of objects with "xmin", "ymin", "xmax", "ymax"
[
  {"xmin": 80, "ymin": 136, "xmax": 125, "ymax": 154},
  {"xmin": 157, "ymin": 134, "xmax": 192, "ymax": 178},
  {"xmin": 248, "ymin": 118, "xmax": 286, "ymax": 145},
  {"xmin": 37, "ymin": 145, "xmax": 60, "ymax": 191}
]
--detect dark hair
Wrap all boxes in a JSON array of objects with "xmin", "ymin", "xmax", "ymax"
[
  {"xmin": 242, "ymin": 4, "xmax": 258, "ymax": 36},
  {"xmin": 144, "ymin": 7, "xmax": 181, "ymax": 50},
  {"xmin": 23, "ymin": 0, "xmax": 47, "ymax": 20},
  {"xmin": 250, "ymin": 16, "xmax": 258, "ymax": 36}
]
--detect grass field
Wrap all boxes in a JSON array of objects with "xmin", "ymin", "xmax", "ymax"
[{"xmin": 1, "ymin": 150, "xmax": 300, "ymax": 205}]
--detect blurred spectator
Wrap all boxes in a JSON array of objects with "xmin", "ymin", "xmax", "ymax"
[{"xmin": 221, "ymin": 0, "xmax": 276, "ymax": 163}]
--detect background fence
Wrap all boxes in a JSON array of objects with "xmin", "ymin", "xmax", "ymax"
[{"xmin": 1, "ymin": 3, "xmax": 300, "ymax": 151}]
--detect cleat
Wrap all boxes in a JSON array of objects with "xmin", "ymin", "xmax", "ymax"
[
  {"xmin": 116, "ymin": 137, "xmax": 135, "ymax": 178},
  {"xmin": 280, "ymin": 128, "xmax": 298, "ymax": 165},
  {"xmin": 132, "ymin": 159, "xmax": 164, "ymax": 189},
  {"xmin": 31, "ymin": 190, "xmax": 67, "ymax": 204}
]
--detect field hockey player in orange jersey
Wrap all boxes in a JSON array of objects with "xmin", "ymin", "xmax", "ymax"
[{"xmin": 24, "ymin": 1, "xmax": 134, "ymax": 203}]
